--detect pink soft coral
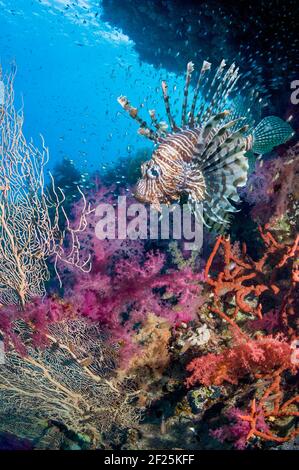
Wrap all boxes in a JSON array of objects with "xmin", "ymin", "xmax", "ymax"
[
  {"xmin": 69, "ymin": 178, "xmax": 144, "ymax": 271},
  {"xmin": 61, "ymin": 180, "xmax": 205, "ymax": 363},
  {"xmin": 1, "ymin": 179, "xmax": 204, "ymax": 365},
  {"xmin": 68, "ymin": 249, "xmax": 203, "ymax": 364}
]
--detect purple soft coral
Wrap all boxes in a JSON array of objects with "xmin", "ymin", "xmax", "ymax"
[
  {"xmin": 68, "ymin": 249, "xmax": 203, "ymax": 364},
  {"xmin": 63, "ymin": 180, "xmax": 204, "ymax": 363},
  {"xmin": 240, "ymin": 143, "xmax": 299, "ymax": 225},
  {"xmin": 211, "ymin": 407, "xmax": 270, "ymax": 450}
]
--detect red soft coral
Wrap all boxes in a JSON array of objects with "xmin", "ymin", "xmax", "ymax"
[{"xmin": 186, "ymin": 335, "xmax": 293, "ymax": 387}]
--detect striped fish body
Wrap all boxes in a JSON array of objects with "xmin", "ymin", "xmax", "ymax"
[
  {"xmin": 135, "ymin": 114, "xmax": 249, "ymax": 230},
  {"xmin": 135, "ymin": 128, "xmax": 206, "ymax": 211}
]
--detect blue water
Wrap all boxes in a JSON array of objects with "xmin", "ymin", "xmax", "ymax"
[{"xmin": 0, "ymin": 0, "xmax": 182, "ymax": 175}]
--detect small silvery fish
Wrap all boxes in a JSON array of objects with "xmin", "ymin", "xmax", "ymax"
[{"xmin": 118, "ymin": 59, "xmax": 294, "ymax": 231}]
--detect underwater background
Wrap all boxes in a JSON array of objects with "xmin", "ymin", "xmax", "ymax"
[{"xmin": 0, "ymin": 0, "xmax": 298, "ymax": 451}]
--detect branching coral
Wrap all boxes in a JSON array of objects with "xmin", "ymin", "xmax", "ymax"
[
  {"xmin": 204, "ymin": 225, "xmax": 299, "ymax": 337},
  {"xmin": 0, "ymin": 67, "xmax": 91, "ymax": 309},
  {"xmin": 212, "ymin": 374, "xmax": 299, "ymax": 449},
  {"xmin": 238, "ymin": 392, "xmax": 299, "ymax": 444},
  {"xmin": 210, "ymin": 406, "xmax": 270, "ymax": 450},
  {"xmin": 0, "ymin": 318, "xmax": 139, "ymax": 447}
]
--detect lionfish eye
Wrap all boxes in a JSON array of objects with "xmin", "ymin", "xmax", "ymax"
[{"xmin": 147, "ymin": 166, "xmax": 160, "ymax": 179}]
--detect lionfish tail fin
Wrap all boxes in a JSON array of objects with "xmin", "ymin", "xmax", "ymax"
[
  {"xmin": 251, "ymin": 116, "xmax": 294, "ymax": 154},
  {"xmin": 196, "ymin": 112, "xmax": 249, "ymax": 231}
]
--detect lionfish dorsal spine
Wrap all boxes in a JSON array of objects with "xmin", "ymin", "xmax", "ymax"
[
  {"xmin": 149, "ymin": 109, "xmax": 163, "ymax": 133},
  {"xmin": 161, "ymin": 80, "xmax": 178, "ymax": 131},
  {"xmin": 181, "ymin": 61, "xmax": 194, "ymax": 126},
  {"xmin": 188, "ymin": 60, "xmax": 211, "ymax": 127},
  {"xmin": 117, "ymin": 58, "xmax": 253, "ymax": 146},
  {"xmin": 196, "ymin": 117, "xmax": 246, "ymax": 162}
]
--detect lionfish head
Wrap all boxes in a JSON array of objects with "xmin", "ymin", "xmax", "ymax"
[{"xmin": 134, "ymin": 159, "xmax": 168, "ymax": 211}]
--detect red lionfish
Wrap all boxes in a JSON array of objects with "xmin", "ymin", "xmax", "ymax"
[{"xmin": 118, "ymin": 60, "xmax": 294, "ymax": 231}]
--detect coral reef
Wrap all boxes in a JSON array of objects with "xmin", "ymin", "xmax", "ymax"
[
  {"xmin": 185, "ymin": 225, "xmax": 298, "ymax": 449},
  {"xmin": 0, "ymin": 72, "xmax": 297, "ymax": 450},
  {"xmin": 204, "ymin": 225, "xmax": 298, "ymax": 336},
  {"xmin": 61, "ymin": 182, "xmax": 204, "ymax": 364},
  {"xmin": 0, "ymin": 170, "xmax": 297, "ymax": 450}
]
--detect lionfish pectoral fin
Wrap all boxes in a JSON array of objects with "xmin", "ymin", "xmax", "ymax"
[
  {"xmin": 188, "ymin": 197, "xmax": 211, "ymax": 228},
  {"xmin": 117, "ymin": 95, "xmax": 158, "ymax": 142},
  {"xmin": 193, "ymin": 114, "xmax": 249, "ymax": 231}
]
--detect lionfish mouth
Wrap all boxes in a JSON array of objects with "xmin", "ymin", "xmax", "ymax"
[
  {"xmin": 134, "ymin": 188, "xmax": 156, "ymax": 205},
  {"xmin": 133, "ymin": 191, "xmax": 149, "ymax": 204}
]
